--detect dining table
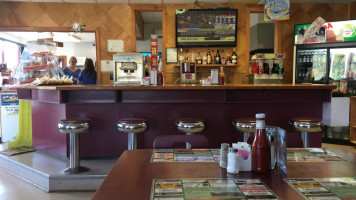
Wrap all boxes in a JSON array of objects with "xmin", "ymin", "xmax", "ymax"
[{"xmin": 91, "ymin": 147, "xmax": 356, "ymax": 200}]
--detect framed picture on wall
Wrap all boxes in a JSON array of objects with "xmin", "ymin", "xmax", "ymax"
[{"xmin": 166, "ymin": 47, "xmax": 178, "ymax": 63}]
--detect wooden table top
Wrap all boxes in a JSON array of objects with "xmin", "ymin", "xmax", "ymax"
[
  {"xmin": 12, "ymin": 83, "xmax": 336, "ymax": 91},
  {"xmin": 91, "ymin": 148, "xmax": 356, "ymax": 200}
]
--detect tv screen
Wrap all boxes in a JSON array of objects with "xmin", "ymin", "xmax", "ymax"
[{"xmin": 176, "ymin": 9, "xmax": 238, "ymax": 47}]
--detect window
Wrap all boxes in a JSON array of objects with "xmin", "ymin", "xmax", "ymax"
[{"xmin": 0, "ymin": 40, "xmax": 21, "ymax": 71}]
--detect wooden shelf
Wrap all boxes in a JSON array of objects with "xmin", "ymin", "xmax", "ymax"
[{"xmin": 175, "ymin": 64, "xmax": 238, "ymax": 67}]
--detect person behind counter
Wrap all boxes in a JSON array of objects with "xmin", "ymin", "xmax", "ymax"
[
  {"xmin": 78, "ymin": 58, "xmax": 97, "ymax": 85},
  {"xmin": 63, "ymin": 56, "xmax": 81, "ymax": 84}
]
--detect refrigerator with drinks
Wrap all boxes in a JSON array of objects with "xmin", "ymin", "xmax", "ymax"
[{"xmin": 293, "ymin": 20, "xmax": 356, "ymax": 144}]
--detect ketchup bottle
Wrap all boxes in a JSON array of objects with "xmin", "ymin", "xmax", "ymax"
[{"xmin": 252, "ymin": 113, "xmax": 271, "ymax": 173}]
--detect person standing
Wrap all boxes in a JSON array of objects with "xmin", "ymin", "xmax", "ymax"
[
  {"xmin": 63, "ymin": 56, "xmax": 81, "ymax": 84},
  {"xmin": 78, "ymin": 58, "xmax": 97, "ymax": 85}
]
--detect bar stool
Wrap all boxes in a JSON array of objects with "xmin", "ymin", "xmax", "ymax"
[
  {"xmin": 58, "ymin": 118, "xmax": 90, "ymax": 174},
  {"xmin": 175, "ymin": 118, "xmax": 205, "ymax": 149},
  {"xmin": 117, "ymin": 118, "xmax": 148, "ymax": 150},
  {"xmin": 232, "ymin": 118, "xmax": 256, "ymax": 142},
  {"xmin": 289, "ymin": 117, "xmax": 322, "ymax": 148}
]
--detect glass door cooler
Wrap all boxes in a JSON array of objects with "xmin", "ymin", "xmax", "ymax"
[{"xmin": 293, "ymin": 19, "xmax": 356, "ymax": 145}]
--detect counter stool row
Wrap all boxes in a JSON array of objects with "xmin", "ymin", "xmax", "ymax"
[{"xmin": 56, "ymin": 116, "xmax": 322, "ymax": 174}]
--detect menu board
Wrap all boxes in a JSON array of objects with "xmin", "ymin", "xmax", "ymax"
[
  {"xmin": 151, "ymin": 178, "xmax": 279, "ymax": 200},
  {"xmin": 286, "ymin": 177, "xmax": 356, "ymax": 199},
  {"xmin": 151, "ymin": 148, "xmax": 220, "ymax": 162},
  {"xmin": 287, "ymin": 148, "xmax": 346, "ymax": 162}
]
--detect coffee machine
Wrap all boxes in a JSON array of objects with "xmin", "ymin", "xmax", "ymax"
[
  {"xmin": 113, "ymin": 53, "xmax": 144, "ymax": 85},
  {"xmin": 180, "ymin": 62, "xmax": 196, "ymax": 84}
]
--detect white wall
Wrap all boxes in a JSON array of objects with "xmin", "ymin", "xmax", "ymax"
[
  {"xmin": 56, "ymin": 42, "xmax": 97, "ymax": 66},
  {"xmin": 136, "ymin": 23, "xmax": 163, "ymax": 53}
]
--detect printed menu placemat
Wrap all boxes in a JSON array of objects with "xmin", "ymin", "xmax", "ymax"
[
  {"xmin": 287, "ymin": 148, "xmax": 346, "ymax": 162},
  {"xmin": 286, "ymin": 177, "xmax": 356, "ymax": 200},
  {"xmin": 151, "ymin": 148, "xmax": 220, "ymax": 162},
  {"xmin": 151, "ymin": 178, "xmax": 280, "ymax": 200}
]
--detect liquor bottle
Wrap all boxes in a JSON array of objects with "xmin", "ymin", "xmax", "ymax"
[
  {"xmin": 191, "ymin": 48, "xmax": 195, "ymax": 63},
  {"xmin": 219, "ymin": 67, "xmax": 225, "ymax": 85},
  {"xmin": 196, "ymin": 51, "xmax": 202, "ymax": 64},
  {"xmin": 231, "ymin": 48, "xmax": 237, "ymax": 64},
  {"xmin": 185, "ymin": 49, "xmax": 190, "ymax": 62},
  {"xmin": 207, "ymin": 49, "xmax": 212, "ymax": 64},
  {"xmin": 202, "ymin": 48, "xmax": 207, "ymax": 64},
  {"xmin": 252, "ymin": 113, "xmax": 271, "ymax": 173},
  {"xmin": 179, "ymin": 48, "xmax": 184, "ymax": 64},
  {"xmin": 157, "ymin": 59, "xmax": 163, "ymax": 85},
  {"xmin": 226, "ymin": 53, "xmax": 231, "ymax": 64},
  {"xmin": 215, "ymin": 49, "xmax": 221, "ymax": 64},
  {"xmin": 221, "ymin": 49, "xmax": 226, "ymax": 64},
  {"xmin": 211, "ymin": 49, "xmax": 215, "ymax": 64}
]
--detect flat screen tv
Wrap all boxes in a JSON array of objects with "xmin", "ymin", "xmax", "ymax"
[{"xmin": 176, "ymin": 9, "xmax": 238, "ymax": 47}]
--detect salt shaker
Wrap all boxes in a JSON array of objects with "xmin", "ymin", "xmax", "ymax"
[
  {"xmin": 219, "ymin": 143, "xmax": 229, "ymax": 168},
  {"xmin": 227, "ymin": 147, "xmax": 239, "ymax": 174}
]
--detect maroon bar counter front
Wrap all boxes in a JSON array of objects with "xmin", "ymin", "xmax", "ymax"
[{"xmin": 15, "ymin": 84, "xmax": 334, "ymax": 158}]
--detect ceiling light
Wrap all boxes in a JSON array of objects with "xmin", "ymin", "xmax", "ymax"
[{"xmin": 67, "ymin": 33, "xmax": 82, "ymax": 42}]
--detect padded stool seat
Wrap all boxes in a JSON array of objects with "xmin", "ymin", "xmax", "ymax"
[
  {"xmin": 289, "ymin": 117, "xmax": 322, "ymax": 148},
  {"xmin": 232, "ymin": 118, "xmax": 256, "ymax": 142},
  {"xmin": 58, "ymin": 118, "xmax": 90, "ymax": 174},
  {"xmin": 175, "ymin": 118, "xmax": 205, "ymax": 149},
  {"xmin": 117, "ymin": 118, "xmax": 148, "ymax": 150}
]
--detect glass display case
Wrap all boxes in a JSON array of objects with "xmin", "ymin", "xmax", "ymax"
[{"xmin": 15, "ymin": 39, "xmax": 67, "ymax": 85}]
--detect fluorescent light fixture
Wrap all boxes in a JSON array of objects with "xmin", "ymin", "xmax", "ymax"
[{"xmin": 67, "ymin": 33, "xmax": 82, "ymax": 42}]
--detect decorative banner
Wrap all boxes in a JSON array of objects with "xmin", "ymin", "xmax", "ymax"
[
  {"xmin": 264, "ymin": 0, "xmax": 290, "ymax": 22},
  {"xmin": 150, "ymin": 34, "xmax": 158, "ymax": 70},
  {"xmin": 295, "ymin": 20, "xmax": 356, "ymax": 44}
]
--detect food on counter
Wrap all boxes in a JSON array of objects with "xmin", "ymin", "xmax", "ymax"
[{"xmin": 33, "ymin": 75, "xmax": 73, "ymax": 85}]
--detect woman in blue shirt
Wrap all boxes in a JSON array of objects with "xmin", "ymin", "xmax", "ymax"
[
  {"xmin": 63, "ymin": 56, "xmax": 81, "ymax": 84},
  {"xmin": 78, "ymin": 58, "xmax": 97, "ymax": 85}
]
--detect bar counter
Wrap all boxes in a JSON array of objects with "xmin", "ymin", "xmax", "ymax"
[{"xmin": 14, "ymin": 84, "xmax": 335, "ymax": 158}]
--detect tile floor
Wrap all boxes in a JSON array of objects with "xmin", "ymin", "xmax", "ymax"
[{"xmin": 0, "ymin": 143, "xmax": 354, "ymax": 200}]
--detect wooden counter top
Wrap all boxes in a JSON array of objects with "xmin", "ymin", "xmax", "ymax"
[{"xmin": 12, "ymin": 83, "xmax": 336, "ymax": 91}]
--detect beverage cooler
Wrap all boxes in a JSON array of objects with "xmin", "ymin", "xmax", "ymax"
[
  {"xmin": 293, "ymin": 20, "xmax": 356, "ymax": 144},
  {"xmin": 294, "ymin": 42, "xmax": 356, "ymax": 86}
]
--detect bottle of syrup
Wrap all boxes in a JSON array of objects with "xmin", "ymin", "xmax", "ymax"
[
  {"xmin": 252, "ymin": 113, "xmax": 271, "ymax": 173},
  {"xmin": 219, "ymin": 67, "xmax": 225, "ymax": 85}
]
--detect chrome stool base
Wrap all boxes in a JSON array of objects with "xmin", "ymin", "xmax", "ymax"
[
  {"xmin": 58, "ymin": 119, "xmax": 90, "ymax": 174},
  {"xmin": 62, "ymin": 166, "xmax": 89, "ymax": 175}
]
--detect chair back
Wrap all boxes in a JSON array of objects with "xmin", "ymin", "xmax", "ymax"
[{"xmin": 153, "ymin": 135, "xmax": 209, "ymax": 149}]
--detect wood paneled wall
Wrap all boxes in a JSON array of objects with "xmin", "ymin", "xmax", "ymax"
[{"xmin": 0, "ymin": 2, "xmax": 355, "ymax": 84}]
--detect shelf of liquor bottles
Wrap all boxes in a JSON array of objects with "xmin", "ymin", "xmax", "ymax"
[{"xmin": 174, "ymin": 64, "xmax": 238, "ymax": 68}]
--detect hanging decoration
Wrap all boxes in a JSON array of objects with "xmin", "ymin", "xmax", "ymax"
[
  {"xmin": 264, "ymin": 0, "xmax": 290, "ymax": 22},
  {"xmin": 72, "ymin": 22, "xmax": 87, "ymax": 32}
]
